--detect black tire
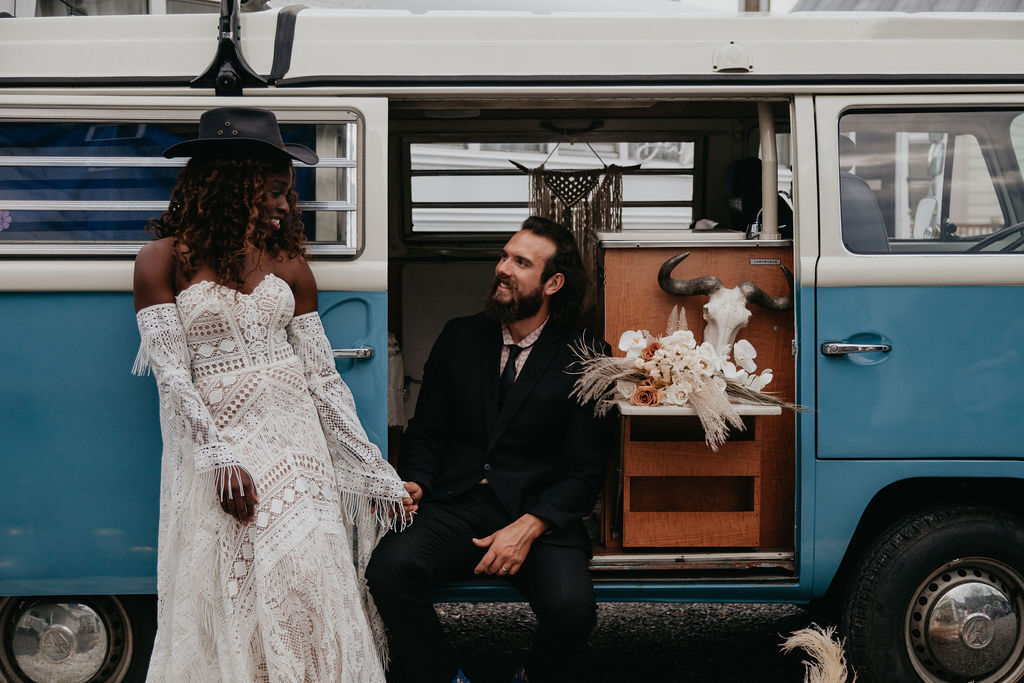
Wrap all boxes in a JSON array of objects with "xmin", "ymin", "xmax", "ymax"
[
  {"xmin": 0, "ymin": 594, "xmax": 156, "ymax": 683},
  {"xmin": 840, "ymin": 505, "xmax": 1024, "ymax": 683}
]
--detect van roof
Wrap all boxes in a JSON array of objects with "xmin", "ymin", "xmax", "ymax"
[{"xmin": 0, "ymin": 10, "xmax": 1021, "ymax": 86}]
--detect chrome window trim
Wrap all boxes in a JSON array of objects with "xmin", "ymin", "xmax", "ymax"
[{"xmin": 0, "ymin": 102, "xmax": 365, "ymax": 255}]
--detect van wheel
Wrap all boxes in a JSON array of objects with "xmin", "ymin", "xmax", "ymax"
[
  {"xmin": 840, "ymin": 505, "xmax": 1024, "ymax": 683},
  {"xmin": 0, "ymin": 595, "xmax": 154, "ymax": 683}
]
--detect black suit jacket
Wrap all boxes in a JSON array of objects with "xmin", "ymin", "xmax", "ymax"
[{"xmin": 399, "ymin": 313, "xmax": 611, "ymax": 547}]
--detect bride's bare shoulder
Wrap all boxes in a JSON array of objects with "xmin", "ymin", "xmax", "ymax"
[
  {"xmin": 276, "ymin": 253, "xmax": 317, "ymax": 315},
  {"xmin": 134, "ymin": 238, "xmax": 177, "ymax": 311}
]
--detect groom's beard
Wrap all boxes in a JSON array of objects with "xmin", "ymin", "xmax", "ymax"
[{"xmin": 484, "ymin": 275, "xmax": 544, "ymax": 324}]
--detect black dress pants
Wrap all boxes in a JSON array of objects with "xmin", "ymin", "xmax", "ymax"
[{"xmin": 366, "ymin": 485, "xmax": 596, "ymax": 683}]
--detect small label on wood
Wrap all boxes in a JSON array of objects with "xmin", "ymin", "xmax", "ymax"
[{"xmin": 749, "ymin": 258, "xmax": 781, "ymax": 266}]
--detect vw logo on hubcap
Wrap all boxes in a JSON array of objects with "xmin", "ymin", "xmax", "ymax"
[
  {"xmin": 962, "ymin": 613, "xmax": 995, "ymax": 650},
  {"xmin": 39, "ymin": 624, "xmax": 76, "ymax": 662}
]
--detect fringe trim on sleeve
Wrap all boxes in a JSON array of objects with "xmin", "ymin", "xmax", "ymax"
[
  {"xmin": 286, "ymin": 311, "xmax": 411, "ymax": 537},
  {"xmin": 132, "ymin": 343, "xmax": 153, "ymax": 377},
  {"xmin": 132, "ymin": 303, "xmax": 189, "ymax": 378}
]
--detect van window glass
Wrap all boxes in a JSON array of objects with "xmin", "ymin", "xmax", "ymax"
[
  {"xmin": 407, "ymin": 140, "xmax": 695, "ymax": 234},
  {"xmin": 0, "ymin": 120, "xmax": 357, "ymax": 253},
  {"xmin": 837, "ymin": 109, "xmax": 1024, "ymax": 253}
]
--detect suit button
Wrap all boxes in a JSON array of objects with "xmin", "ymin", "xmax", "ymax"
[
  {"xmin": 447, "ymin": 489, "xmax": 455, "ymax": 496},
  {"xmin": 483, "ymin": 463, "xmax": 492, "ymax": 472}
]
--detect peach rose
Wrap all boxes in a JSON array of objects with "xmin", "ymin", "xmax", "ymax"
[
  {"xmin": 630, "ymin": 384, "xmax": 660, "ymax": 407},
  {"xmin": 640, "ymin": 341, "xmax": 663, "ymax": 362}
]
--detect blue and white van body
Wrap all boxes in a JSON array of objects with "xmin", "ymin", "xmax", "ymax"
[{"xmin": 1, "ymin": 7, "xmax": 1023, "ymax": 682}]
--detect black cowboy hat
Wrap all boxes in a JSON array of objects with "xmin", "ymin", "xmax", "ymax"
[{"xmin": 162, "ymin": 107, "xmax": 319, "ymax": 165}]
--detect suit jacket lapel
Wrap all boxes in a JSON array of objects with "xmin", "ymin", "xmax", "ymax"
[
  {"xmin": 487, "ymin": 322, "xmax": 567, "ymax": 450},
  {"xmin": 482, "ymin": 321, "xmax": 503, "ymax": 436}
]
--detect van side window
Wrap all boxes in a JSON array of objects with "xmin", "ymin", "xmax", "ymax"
[
  {"xmin": 0, "ymin": 120, "xmax": 358, "ymax": 255},
  {"xmin": 402, "ymin": 140, "xmax": 697, "ymax": 236},
  {"xmin": 837, "ymin": 109, "xmax": 1024, "ymax": 253}
]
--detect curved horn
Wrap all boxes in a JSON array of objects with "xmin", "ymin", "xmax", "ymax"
[
  {"xmin": 658, "ymin": 252, "xmax": 723, "ymax": 297},
  {"xmin": 738, "ymin": 265, "xmax": 794, "ymax": 311}
]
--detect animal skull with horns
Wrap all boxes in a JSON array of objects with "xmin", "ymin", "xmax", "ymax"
[{"xmin": 657, "ymin": 252, "xmax": 794, "ymax": 356}]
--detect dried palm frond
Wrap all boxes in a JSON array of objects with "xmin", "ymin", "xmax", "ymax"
[
  {"xmin": 780, "ymin": 624, "xmax": 857, "ymax": 683},
  {"xmin": 665, "ymin": 305, "xmax": 685, "ymax": 335}
]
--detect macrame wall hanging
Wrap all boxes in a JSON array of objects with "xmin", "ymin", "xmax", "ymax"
[{"xmin": 511, "ymin": 140, "xmax": 639, "ymax": 283}]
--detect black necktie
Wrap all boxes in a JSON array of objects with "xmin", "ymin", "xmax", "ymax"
[{"xmin": 499, "ymin": 344, "xmax": 523, "ymax": 406}]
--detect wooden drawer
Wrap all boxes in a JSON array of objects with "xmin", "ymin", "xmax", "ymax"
[
  {"xmin": 622, "ymin": 438, "xmax": 761, "ymax": 548},
  {"xmin": 624, "ymin": 511, "xmax": 760, "ymax": 547},
  {"xmin": 624, "ymin": 441, "xmax": 761, "ymax": 477}
]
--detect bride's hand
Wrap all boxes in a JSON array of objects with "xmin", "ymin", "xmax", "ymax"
[{"xmin": 218, "ymin": 468, "xmax": 260, "ymax": 525}]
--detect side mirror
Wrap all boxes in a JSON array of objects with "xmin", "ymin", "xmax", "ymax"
[
  {"xmin": 915, "ymin": 196, "xmax": 939, "ymax": 239},
  {"xmin": 927, "ymin": 133, "xmax": 946, "ymax": 178}
]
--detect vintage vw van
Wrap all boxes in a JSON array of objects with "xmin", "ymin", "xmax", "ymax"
[{"xmin": 1, "ymin": 5, "xmax": 1023, "ymax": 682}]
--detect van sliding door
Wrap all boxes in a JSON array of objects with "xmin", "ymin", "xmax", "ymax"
[{"xmin": 813, "ymin": 94, "xmax": 1024, "ymax": 462}]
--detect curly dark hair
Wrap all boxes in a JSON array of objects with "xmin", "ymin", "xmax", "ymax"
[
  {"xmin": 149, "ymin": 156, "xmax": 305, "ymax": 289},
  {"xmin": 520, "ymin": 215, "xmax": 590, "ymax": 325}
]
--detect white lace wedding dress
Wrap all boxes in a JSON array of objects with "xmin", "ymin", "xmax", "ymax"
[{"xmin": 133, "ymin": 273, "xmax": 406, "ymax": 683}]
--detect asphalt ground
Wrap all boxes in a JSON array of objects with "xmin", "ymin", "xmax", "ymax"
[{"xmin": 429, "ymin": 601, "xmax": 832, "ymax": 683}]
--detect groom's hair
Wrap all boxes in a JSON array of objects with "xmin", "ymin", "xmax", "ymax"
[{"xmin": 520, "ymin": 216, "xmax": 589, "ymax": 325}]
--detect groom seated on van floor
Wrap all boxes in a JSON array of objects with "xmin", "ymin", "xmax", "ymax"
[{"xmin": 366, "ymin": 216, "xmax": 611, "ymax": 683}]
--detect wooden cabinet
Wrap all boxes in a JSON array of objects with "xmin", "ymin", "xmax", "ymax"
[
  {"xmin": 601, "ymin": 243, "xmax": 795, "ymax": 551},
  {"xmin": 619, "ymin": 403, "xmax": 780, "ymax": 548}
]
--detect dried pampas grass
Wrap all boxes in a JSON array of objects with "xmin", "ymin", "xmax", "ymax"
[
  {"xmin": 780, "ymin": 624, "xmax": 857, "ymax": 683},
  {"xmin": 568, "ymin": 342, "xmax": 645, "ymax": 416}
]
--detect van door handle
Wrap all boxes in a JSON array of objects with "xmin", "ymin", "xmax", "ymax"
[
  {"xmin": 821, "ymin": 342, "xmax": 891, "ymax": 357},
  {"xmin": 332, "ymin": 346, "xmax": 374, "ymax": 359}
]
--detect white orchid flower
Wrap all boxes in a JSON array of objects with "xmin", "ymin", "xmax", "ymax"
[
  {"xmin": 750, "ymin": 369, "xmax": 773, "ymax": 391},
  {"xmin": 618, "ymin": 329, "xmax": 646, "ymax": 360},
  {"xmin": 733, "ymin": 339, "xmax": 758, "ymax": 374},
  {"xmin": 721, "ymin": 361, "xmax": 748, "ymax": 383}
]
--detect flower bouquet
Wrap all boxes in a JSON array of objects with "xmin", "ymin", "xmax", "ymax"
[{"xmin": 571, "ymin": 307, "xmax": 799, "ymax": 451}]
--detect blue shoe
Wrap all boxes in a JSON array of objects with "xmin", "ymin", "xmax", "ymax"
[
  {"xmin": 510, "ymin": 665, "xmax": 528, "ymax": 682},
  {"xmin": 452, "ymin": 668, "xmax": 471, "ymax": 683}
]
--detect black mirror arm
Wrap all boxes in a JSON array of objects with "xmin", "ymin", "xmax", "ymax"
[{"xmin": 191, "ymin": 0, "xmax": 268, "ymax": 96}]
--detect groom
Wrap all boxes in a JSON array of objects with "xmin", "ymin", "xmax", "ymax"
[{"xmin": 367, "ymin": 216, "xmax": 611, "ymax": 683}]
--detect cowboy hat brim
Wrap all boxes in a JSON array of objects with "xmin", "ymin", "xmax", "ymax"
[{"xmin": 162, "ymin": 137, "xmax": 319, "ymax": 166}]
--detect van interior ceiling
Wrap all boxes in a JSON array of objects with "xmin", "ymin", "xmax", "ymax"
[{"xmin": 385, "ymin": 97, "xmax": 796, "ymax": 575}]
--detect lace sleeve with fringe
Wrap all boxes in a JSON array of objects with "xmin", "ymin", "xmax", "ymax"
[
  {"xmin": 286, "ymin": 312, "xmax": 408, "ymax": 537},
  {"xmin": 132, "ymin": 303, "xmax": 253, "ymax": 502}
]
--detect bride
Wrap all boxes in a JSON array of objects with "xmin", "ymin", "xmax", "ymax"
[{"xmin": 132, "ymin": 107, "xmax": 415, "ymax": 683}]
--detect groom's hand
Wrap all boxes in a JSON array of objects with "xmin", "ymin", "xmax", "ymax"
[
  {"xmin": 472, "ymin": 513, "xmax": 550, "ymax": 577},
  {"xmin": 401, "ymin": 481, "xmax": 423, "ymax": 520}
]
